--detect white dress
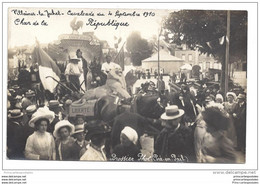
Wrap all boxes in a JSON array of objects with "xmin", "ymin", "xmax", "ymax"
[
  {"xmin": 80, "ymin": 145, "xmax": 107, "ymax": 161},
  {"xmin": 25, "ymin": 131, "xmax": 56, "ymax": 160}
]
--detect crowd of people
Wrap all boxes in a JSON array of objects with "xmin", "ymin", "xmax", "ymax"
[{"xmin": 7, "ymin": 49, "xmax": 247, "ymax": 163}]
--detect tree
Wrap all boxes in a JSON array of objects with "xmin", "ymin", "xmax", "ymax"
[
  {"xmin": 126, "ymin": 31, "xmax": 153, "ymax": 66},
  {"xmin": 164, "ymin": 10, "xmax": 247, "ymax": 92}
]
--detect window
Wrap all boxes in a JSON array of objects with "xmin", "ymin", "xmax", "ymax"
[
  {"xmin": 182, "ymin": 54, "xmax": 186, "ymax": 60},
  {"xmin": 188, "ymin": 54, "xmax": 192, "ymax": 61}
]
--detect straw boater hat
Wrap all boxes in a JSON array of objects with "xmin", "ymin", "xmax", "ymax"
[
  {"xmin": 65, "ymin": 99, "xmax": 72, "ymax": 106},
  {"xmin": 226, "ymin": 92, "xmax": 237, "ymax": 100},
  {"xmin": 28, "ymin": 107, "xmax": 55, "ymax": 128},
  {"xmin": 26, "ymin": 105, "xmax": 37, "ymax": 115},
  {"xmin": 21, "ymin": 98, "xmax": 33, "ymax": 110},
  {"xmin": 160, "ymin": 105, "xmax": 184, "ymax": 120},
  {"xmin": 69, "ymin": 55, "xmax": 80, "ymax": 63},
  {"xmin": 25, "ymin": 90, "xmax": 35, "ymax": 98},
  {"xmin": 8, "ymin": 109, "xmax": 23, "ymax": 119},
  {"xmin": 72, "ymin": 124, "xmax": 85, "ymax": 136},
  {"xmin": 205, "ymin": 95, "xmax": 215, "ymax": 102},
  {"xmin": 237, "ymin": 93, "xmax": 246, "ymax": 99},
  {"xmin": 53, "ymin": 120, "xmax": 75, "ymax": 138},
  {"xmin": 48, "ymin": 100, "xmax": 63, "ymax": 109}
]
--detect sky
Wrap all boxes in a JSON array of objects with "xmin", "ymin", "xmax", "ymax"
[{"xmin": 8, "ymin": 8, "xmax": 171, "ymax": 49}]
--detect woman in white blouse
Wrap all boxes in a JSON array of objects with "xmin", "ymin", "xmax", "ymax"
[{"xmin": 25, "ymin": 107, "xmax": 56, "ymax": 160}]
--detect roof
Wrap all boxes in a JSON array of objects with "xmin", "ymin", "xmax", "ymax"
[{"xmin": 142, "ymin": 50, "xmax": 184, "ymax": 62}]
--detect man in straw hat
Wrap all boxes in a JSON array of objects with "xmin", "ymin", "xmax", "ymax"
[
  {"xmin": 65, "ymin": 54, "xmax": 83, "ymax": 92},
  {"xmin": 154, "ymin": 105, "xmax": 195, "ymax": 162}
]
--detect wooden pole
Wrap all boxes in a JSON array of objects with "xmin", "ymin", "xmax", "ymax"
[
  {"xmin": 224, "ymin": 11, "xmax": 230, "ymax": 95},
  {"xmin": 158, "ymin": 28, "xmax": 161, "ymax": 91}
]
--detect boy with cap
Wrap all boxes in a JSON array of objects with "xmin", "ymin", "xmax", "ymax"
[{"xmin": 70, "ymin": 124, "xmax": 90, "ymax": 160}]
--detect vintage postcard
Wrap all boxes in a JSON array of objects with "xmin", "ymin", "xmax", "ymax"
[{"xmin": 2, "ymin": 3, "xmax": 257, "ymax": 176}]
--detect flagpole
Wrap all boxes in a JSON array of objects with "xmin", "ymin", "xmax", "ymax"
[
  {"xmin": 224, "ymin": 11, "xmax": 230, "ymax": 95},
  {"xmin": 158, "ymin": 28, "xmax": 161, "ymax": 91},
  {"xmin": 113, "ymin": 41, "xmax": 126, "ymax": 61},
  {"xmin": 113, "ymin": 41, "xmax": 126, "ymax": 70}
]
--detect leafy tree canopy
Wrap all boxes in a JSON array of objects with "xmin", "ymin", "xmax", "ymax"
[
  {"xmin": 126, "ymin": 31, "xmax": 153, "ymax": 66},
  {"xmin": 163, "ymin": 10, "xmax": 247, "ymax": 63}
]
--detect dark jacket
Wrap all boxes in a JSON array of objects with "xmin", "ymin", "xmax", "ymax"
[
  {"xmin": 113, "ymin": 143, "xmax": 141, "ymax": 161},
  {"xmin": 70, "ymin": 140, "xmax": 89, "ymax": 160},
  {"xmin": 154, "ymin": 124, "xmax": 195, "ymax": 162}
]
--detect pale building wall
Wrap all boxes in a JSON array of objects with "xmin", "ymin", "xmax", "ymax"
[{"xmin": 142, "ymin": 61, "xmax": 184, "ymax": 74}]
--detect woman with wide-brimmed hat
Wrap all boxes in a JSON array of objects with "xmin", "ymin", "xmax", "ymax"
[
  {"xmin": 24, "ymin": 107, "xmax": 56, "ymax": 160},
  {"xmin": 53, "ymin": 120, "xmax": 75, "ymax": 161}
]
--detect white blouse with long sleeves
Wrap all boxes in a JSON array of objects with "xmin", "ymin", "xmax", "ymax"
[{"xmin": 25, "ymin": 131, "xmax": 56, "ymax": 160}]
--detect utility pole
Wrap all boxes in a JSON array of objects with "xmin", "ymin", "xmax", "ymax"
[
  {"xmin": 158, "ymin": 28, "xmax": 161, "ymax": 92},
  {"xmin": 224, "ymin": 10, "xmax": 230, "ymax": 95}
]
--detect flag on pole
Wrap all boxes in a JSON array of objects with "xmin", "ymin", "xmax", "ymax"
[
  {"xmin": 33, "ymin": 44, "xmax": 61, "ymax": 93},
  {"xmin": 113, "ymin": 42, "xmax": 125, "ymax": 71},
  {"xmin": 114, "ymin": 36, "xmax": 122, "ymax": 49},
  {"xmin": 219, "ymin": 36, "xmax": 225, "ymax": 45},
  {"xmin": 206, "ymin": 41, "xmax": 213, "ymax": 49},
  {"xmin": 206, "ymin": 35, "xmax": 226, "ymax": 50}
]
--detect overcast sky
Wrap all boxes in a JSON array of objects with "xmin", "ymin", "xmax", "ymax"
[{"xmin": 8, "ymin": 8, "xmax": 171, "ymax": 48}]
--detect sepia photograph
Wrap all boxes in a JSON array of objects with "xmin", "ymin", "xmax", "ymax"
[{"xmin": 6, "ymin": 6, "xmax": 249, "ymax": 165}]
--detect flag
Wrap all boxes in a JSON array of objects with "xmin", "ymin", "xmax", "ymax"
[
  {"xmin": 113, "ymin": 42, "xmax": 125, "ymax": 71},
  {"xmin": 114, "ymin": 36, "xmax": 122, "ymax": 49},
  {"xmin": 226, "ymin": 36, "xmax": 229, "ymax": 44},
  {"xmin": 219, "ymin": 36, "xmax": 225, "ymax": 45},
  {"xmin": 206, "ymin": 36, "xmax": 226, "ymax": 50},
  {"xmin": 33, "ymin": 45, "xmax": 61, "ymax": 93},
  {"xmin": 206, "ymin": 41, "xmax": 212, "ymax": 49},
  {"xmin": 153, "ymin": 39, "xmax": 171, "ymax": 51}
]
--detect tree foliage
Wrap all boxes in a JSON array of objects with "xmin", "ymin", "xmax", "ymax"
[
  {"xmin": 163, "ymin": 10, "xmax": 247, "ymax": 63},
  {"xmin": 126, "ymin": 31, "xmax": 153, "ymax": 66}
]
